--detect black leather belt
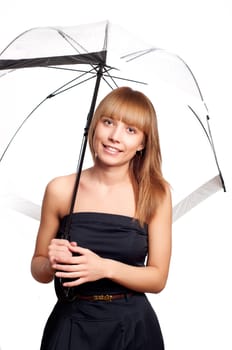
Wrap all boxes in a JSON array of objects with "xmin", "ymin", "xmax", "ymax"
[{"xmin": 75, "ymin": 292, "xmax": 134, "ymax": 302}]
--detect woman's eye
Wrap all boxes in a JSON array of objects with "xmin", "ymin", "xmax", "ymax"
[
  {"xmin": 127, "ymin": 126, "xmax": 136, "ymax": 134},
  {"xmin": 103, "ymin": 118, "xmax": 113, "ymax": 126}
]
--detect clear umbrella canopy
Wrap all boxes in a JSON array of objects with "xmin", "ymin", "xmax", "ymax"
[{"xmin": 0, "ymin": 20, "xmax": 225, "ymax": 222}]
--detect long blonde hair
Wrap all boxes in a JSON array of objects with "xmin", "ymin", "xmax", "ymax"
[{"xmin": 88, "ymin": 87, "xmax": 168, "ymax": 224}]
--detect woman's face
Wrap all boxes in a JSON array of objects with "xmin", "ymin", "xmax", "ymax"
[{"xmin": 92, "ymin": 115, "xmax": 144, "ymax": 167}]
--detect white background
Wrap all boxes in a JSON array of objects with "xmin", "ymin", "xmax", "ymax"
[{"xmin": 0, "ymin": 1, "xmax": 232, "ymax": 349}]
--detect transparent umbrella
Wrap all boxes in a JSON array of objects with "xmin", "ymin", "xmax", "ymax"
[{"xmin": 0, "ymin": 20, "xmax": 225, "ymax": 226}]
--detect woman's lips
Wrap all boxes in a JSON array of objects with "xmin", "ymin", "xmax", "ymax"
[{"xmin": 103, "ymin": 144, "xmax": 122, "ymax": 154}]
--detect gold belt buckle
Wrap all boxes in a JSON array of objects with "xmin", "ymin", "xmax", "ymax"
[{"xmin": 93, "ymin": 294, "xmax": 113, "ymax": 301}]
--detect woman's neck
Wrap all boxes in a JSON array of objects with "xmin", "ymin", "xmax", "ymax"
[{"xmin": 86, "ymin": 164, "xmax": 131, "ymax": 188}]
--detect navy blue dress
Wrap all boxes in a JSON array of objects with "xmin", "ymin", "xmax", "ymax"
[{"xmin": 40, "ymin": 212, "xmax": 165, "ymax": 349}]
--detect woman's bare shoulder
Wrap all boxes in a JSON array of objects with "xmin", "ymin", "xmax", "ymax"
[
  {"xmin": 47, "ymin": 173, "xmax": 76, "ymax": 190},
  {"xmin": 43, "ymin": 173, "xmax": 76, "ymax": 215}
]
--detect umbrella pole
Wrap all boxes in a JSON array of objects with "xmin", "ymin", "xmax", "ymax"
[
  {"xmin": 62, "ymin": 63, "xmax": 104, "ymax": 240},
  {"xmin": 55, "ymin": 64, "xmax": 104, "ymax": 301}
]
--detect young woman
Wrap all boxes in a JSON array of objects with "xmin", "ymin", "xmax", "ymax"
[{"xmin": 31, "ymin": 86, "xmax": 172, "ymax": 349}]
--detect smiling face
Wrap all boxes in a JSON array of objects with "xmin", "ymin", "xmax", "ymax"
[
  {"xmin": 92, "ymin": 115, "xmax": 144, "ymax": 167},
  {"xmin": 88, "ymin": 87, "xmax": 160, "ymax": 174}
]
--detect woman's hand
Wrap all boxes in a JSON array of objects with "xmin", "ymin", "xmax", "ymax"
[
  {"xmin": 52, "ymin": 244, "xmax": 107, "ymax": 287},
  {"xmin": 48, "ymin": 238, "xmax": 76, "ymax": 265}
]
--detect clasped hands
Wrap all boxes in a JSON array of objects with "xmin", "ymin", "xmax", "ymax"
[{"xmin": 48, "ymin": 239, "xmax": 107, "ymax": 287}]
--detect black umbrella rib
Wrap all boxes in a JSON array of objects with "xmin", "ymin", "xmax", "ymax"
[
  {"xmin": 47, "ymin": 63, "xmax": 147, "ymax": 93},
  {"xmin": 121, "ymin": 48, "xmax": 156, "ymax": 62},
  {"xmin": 122, "ymin": 47, "xmax": 206, "ymax": 103},
  {"xmin": 0, "ymin": 97, "xmax": 47, "ymax": 163},
  {"xmin": 47, "ymin": 65, "xmax": 98, "ymax": 74},
  {"xmin": 101, "ymin": 64, "xmax": 148, "ymax": 88},
  {"xmin": 105, "ymin": 74, "xmax": 147, "ymax": 85},
  {"xmin": 187, "ymin": 105, "xmax": 226, "ymax": 192},
  {"xmin": 48, "ymin": 66, "xmax": 100, "ymax": 97},
  {"xmin": 56, "ymin": 29, "xmax": 89, "ymax": 55},
  {"xmin": 0, "ymin": 69, "xmax": 96, "ymax": 162},
  {"xmin": 50, "ymin": 74, "xmax": 97, "ymax": 97}
]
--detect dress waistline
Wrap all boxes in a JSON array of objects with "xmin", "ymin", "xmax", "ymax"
[{"xmin": 75, "ymin": 292, "xmax": 134, "ymax": 302}]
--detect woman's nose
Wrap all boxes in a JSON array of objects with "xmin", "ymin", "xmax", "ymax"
[{"xmin": 108, "ymin": 125, "xmax": 122, "ymax": 142}]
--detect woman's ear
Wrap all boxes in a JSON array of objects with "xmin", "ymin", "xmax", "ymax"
[
  {"xmin": 136, "ymin": 145, "xmax": 145, "ymax": 157},
  {"xmin": 137, "ymin": 143, "xmax": 144, "ymax": 152}
]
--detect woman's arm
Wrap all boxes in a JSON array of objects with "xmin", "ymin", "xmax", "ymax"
[
  {"xmin": 31, "ymin": 177, "xmax": 73, "ymax": 283},
  {"xmin": 54, "ymin": 186, "xmax": 172, "ymax": 293}
]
